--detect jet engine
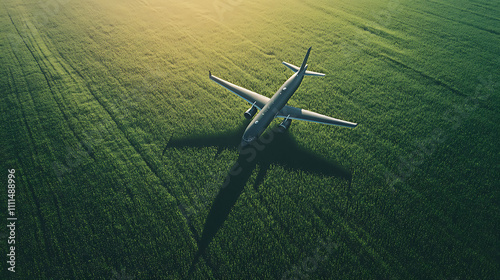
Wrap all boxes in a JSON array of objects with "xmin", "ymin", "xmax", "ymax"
[
  {"xmin": 244, "ymin": 106, "xmax": 257, "ymax": 119},
  {"xmin": 279, "ymin": 118, "xmax": 292, "ymax": 131}
]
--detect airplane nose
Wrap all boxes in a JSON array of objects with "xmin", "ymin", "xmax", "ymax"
[
  {"xmin": 239, "ymin": 136, "xmax": 255, "ymax": 150},
  {"xmin": 239, "ymin": 140, "xmax": 251, "ymax": 149}
]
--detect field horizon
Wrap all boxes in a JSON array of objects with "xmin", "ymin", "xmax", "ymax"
[{"xmin": 1, "ymin": 0, "xmax": 498, "ymax": 279}]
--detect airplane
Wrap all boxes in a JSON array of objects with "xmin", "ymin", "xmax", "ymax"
[{"xmin": 209, "ymin": 47, "xmax": 357, "ymax": 147}]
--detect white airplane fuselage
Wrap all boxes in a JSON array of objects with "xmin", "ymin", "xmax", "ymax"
[
  {"xmin": 209, "ymin": 47, "xmax": 357, "ymax": 148},
  {"xmin": 241, "ymin": 70, "xmax": 305, "ymax": 146}
]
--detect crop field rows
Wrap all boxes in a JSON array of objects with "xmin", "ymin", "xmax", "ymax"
[{"xmin": 0, "ymin": 0, "xmax": 498, "ymax": 279}]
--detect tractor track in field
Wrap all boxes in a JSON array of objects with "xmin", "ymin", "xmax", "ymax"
[
  {"xmin": 305, "ymin": 1, "xmax": 469, "ymax": 99},
  {"xmin": 375, "ymin": 53, "xmax": 466, "ymax": 97},
  {"xmin": 342, "ymin": 33, "xmax": 467, "ymax": 98},
  {"xmin": 426, "ymin": 0, "xmax": 500, "ymax": 25},
  {"xmin": 10, "ymin": 4, "xmax": 183, "ymax": 214},
  {"xmin": 6, "ymin": 4, "xmax": 196, "ymax": 266},
  {"xmin": 19, "ymin": 16, "xmax": 98, "ymax": 162},
  {"xmin": 61, "ymin": 54, "xmax": 179, "ymax": 198},
  {"xmin": 4, "ymin": 6, "xmax": 61, "ymax": 273},
  {"xmin": 49, "ymin": 21, "xmax": 206, "ymax": 252},
  {"xmin": 8, "ymin": 12, "xmax": 95, "ymax": 269},
  {"xmin": 6, "ymin": 5, "xmax": 98, "ymax": 164},
  {"xmin": 409, "ymin": 6, "xmax": 499, "ymax": 36}
]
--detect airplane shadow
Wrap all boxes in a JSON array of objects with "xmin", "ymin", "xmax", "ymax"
[{"xmin": 163, "ymin": 121, "xmax": 352, "ymax": 276}]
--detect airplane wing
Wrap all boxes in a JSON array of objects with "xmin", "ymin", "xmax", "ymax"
[
  {"xmin": 277, "ymin": 105, "xmax": 357, "ymax": 128},
  {"xmin": 209, "ymin": 72, "xmax": 269, "ymax": 109}
]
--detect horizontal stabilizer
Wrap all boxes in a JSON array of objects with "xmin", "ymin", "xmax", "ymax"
[
  {"xmin": 282, "ymin": 61, "xmax": 325, "ymax": 77},
  {"xmin": 304, "ymin": 70, "xmax": 325, "ymax": 77},
  {"xmin": 282, "ymin": 61, "xmax": 300, "ymax": 72}
]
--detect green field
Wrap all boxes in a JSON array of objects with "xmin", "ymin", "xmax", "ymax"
[{"xmin": 1, "ymin": 0, "xmax": 499, "ymax": 279}]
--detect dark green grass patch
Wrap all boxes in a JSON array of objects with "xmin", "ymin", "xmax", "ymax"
[{"xmin": 1, "ymin": 0, "xmax": 498, "ymax": 279}]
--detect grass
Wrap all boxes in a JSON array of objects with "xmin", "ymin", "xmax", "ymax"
[{"xmin": 0, "ymin": 0, "xmax": 498, "ymax": 279}]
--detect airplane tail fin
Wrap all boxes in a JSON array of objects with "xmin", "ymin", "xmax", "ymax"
[
  {"xmin": 299, "ymin": 47, "xmax": 311, "ymax": 73},
  {"xmin": 281, "ymin": 47, "xmax": 325, "ymax": 77}
]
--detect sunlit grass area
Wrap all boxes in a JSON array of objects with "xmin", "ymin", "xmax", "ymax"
[{"xmin": 0, "ymin": 0, "xmax": 498, "ymax": 279}]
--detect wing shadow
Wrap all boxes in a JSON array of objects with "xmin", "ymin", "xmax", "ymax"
[
  {"xmin": 162, "ymin": 120, "xmax": 250, "ymax": 157},
  {"xmin": 165, "ymin": 121, "xmax": 352, "ymax": 276}
]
